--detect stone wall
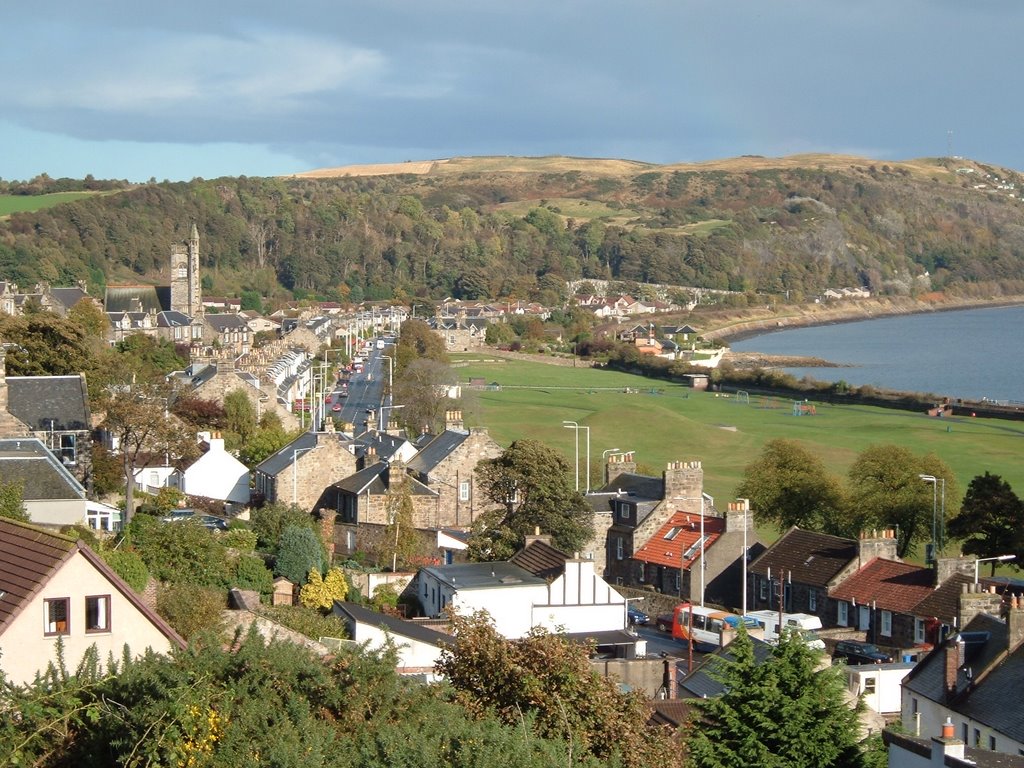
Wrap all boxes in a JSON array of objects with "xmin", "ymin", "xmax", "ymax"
[
  {"xmin": 289, "ymin": 436, "xmax": 358, "ymax": 512},
  {"xmin": 426, "ymin": 428, "xmax": 503, "ymax": 528}
]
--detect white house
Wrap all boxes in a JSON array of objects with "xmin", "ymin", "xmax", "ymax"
[
  {"xmin": 181, "ymin": 432, "xmax": 250, "ymax": 504},
  {"xmin": 845, "ymin": 661, "xmax": 913, "ymax": 716},
  {"xmin": 332, "ymin": 601, "xmax": 449, "ymax": 682},
  {"xmin": 133, "ymin": 464, "xmax": 182, "ymax": 495},
  {"xmin": 0, "ymin": 518, "xmax": 185, "ymax": 686}
]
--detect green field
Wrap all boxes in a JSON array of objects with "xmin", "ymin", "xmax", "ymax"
[
  {"xmin": 455, "ymin": 354, "xmax": 1024, "ymax": 507},
  {"xmin": 0, "ymin": 192, "xmax": 98, "ymax": 216}
]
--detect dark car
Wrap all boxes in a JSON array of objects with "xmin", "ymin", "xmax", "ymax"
[
  {"xmin": 161, "ymin": 511, "xmax": 229, "ymax": 533},
  {"xmin": 832, "ymin": 640, "xmax": 892, "ymax": 664},
  {"xmin": 627, "ymin": 605, "xmax": 649, "ymax": 626}
]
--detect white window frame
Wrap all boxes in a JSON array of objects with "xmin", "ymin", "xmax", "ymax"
[
  {"xmin": 459, "ymin": 481, "xmax": 470, "ymax": 502},
  {"xmin": 616, "ymin": 537, "xmax": 624, "ymax": 560},
  {"xmin": 880, "ymin": 610, "xmax": 892, "ymax": 637},
  {"xmin": 914, "ymin": 617, "xmax": 926, "ymax": 644},
  {"xmin": 837, "ymin": 601, "xmax": 849, "ymax": 627},
  {"xmin": 638, "ymin": 562, "xmax": 646, "ymax": 583},
  {"xmin": 759, "ymin": 577, "xmax": 768, "ymax": 601}
]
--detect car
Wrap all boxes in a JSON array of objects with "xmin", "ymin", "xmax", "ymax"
[
  {"xmin": 161, "ymin": 511, "xmax": 229, "ymax": 532},
  {"xmin": 832, "ymin": 639, "xmax": 892, "ymax": 664},
  {"xmin": 332, "ymin": 404, "xmax": 342, "ymax": 412},
  {"xmin": 627, "ymin": 605, "xmax": 649, "ymax": 625}
]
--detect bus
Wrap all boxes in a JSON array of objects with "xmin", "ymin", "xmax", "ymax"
[{"xmin": 660, "ymin": 604, "xmax": 763, "ymax": 652}]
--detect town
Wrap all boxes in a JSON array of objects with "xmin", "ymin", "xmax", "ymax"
[{"xmin": 2, "ymin": 224, "xmax": 1022, "ymax": 767}]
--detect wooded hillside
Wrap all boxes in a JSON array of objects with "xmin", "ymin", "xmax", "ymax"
[{"xmin": 2, "ymin": 154, "xmax": 1023, "ymax": 304}]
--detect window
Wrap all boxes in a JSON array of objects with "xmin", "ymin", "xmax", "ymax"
[
  {"xmin": 808, "ymin": 589, "xmax": 817, "ymax": 612},
  {"xmin": 911, "ymin": 697, "xmax": 918, "ymax": 715},
  {"xmin": 759, "ymin": 577, "xmax": 768, "ymax": 601},
  {"xmin": 974, "ymin": 729, "xmax": 981, "ymax": 748},
  {"xmin": 638, "ymin": 562, "xmax": 646, "ymax": 583},
  {"xmin": 615, "ymin": 537, "xmax": 625, "ymax": 560},
  {"xmin": 837, "ymin": 601, "xmax": 849, "ymax": 627},
  {"xmin": 962, "ymin": 724, "xmax": 968, "ymax": 742},
  {"xmin": 85, "ymin": 596, "xmax": 110, "ymax": 633},
  {"xmin": 863, "ymin": 676, "xmax": 876, "ymax": 695},
  {"xmin": 674, "ymin": 571, "xmax": 680, "ymax": 592},
  {"xmin": 459, "ymin": 481, "xmax": 470, "ymax": 502},
  {"xmin": 914, "ymin": 617, "xmax": 926, "ymax": 644},
  {"xmin": 881, "ymin": 610, "xmax": 892, "ymax": 637},
  {"xmin": 664, "ymin": 526, "xmax": 682, "ymax": 541},
  {"xmin": 617, "ymin": 502, "xmax": 629, "ymax": 521},
  {"xmin": 345, "ymin": 530, "xmax": 356, "ymax": 551},
  {"xmin": 44, "ymin": 598, "xmax": 70, "ymax": 636},
  {"xmin": 989, "ymin": 736, "xmax": 996, "ymax": 751},
  {"xmin": 59, "ymin": 434, "xmax": 77, "ymax": 465}
]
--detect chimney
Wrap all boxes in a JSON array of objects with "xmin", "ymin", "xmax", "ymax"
[
  {"xmin": 385, "ymin": 418, "xmax": 401, "ymax": 436},
  {"xmin": 524, "ymin": 526, "xmax": 552, "ymax": 548},
  {"xmin": 1006, "ymin": 594, "xmax": 1024, "ymax": 650},
  {"xmin": 662, "ymin": 658, "xmax": 677, "ymax": 700},
  {"xmin": 958, "ymin": 582, "xmax": 1002, "ymax": 629},
  {"xmin": 935, "ymin": 556, "xmax": 975, "ymax": 586},
  {"xmin": 726, "ymin": 499, "xmax": 752, "ymax": 534},
  {"xmin": 605, "ymin": 451, "xmax": 637, "ymax": 486},
  {"xmin": 944, "ymin": 636, "xmax": 964, "ymax": 702},
  {"xmin": 663, "ymin": 460, "xmax": 702, "ymax": 504},
  {"xmin": 857, "ymin": 529, "xmax": 898, "ymax": 567},
  {"xmin": 445, "ymin": 409, "xmax": 464, "ymax": 431},
  {"xmin": 931, "ymin": 717, "xmax": 965, "ymax": 764}
]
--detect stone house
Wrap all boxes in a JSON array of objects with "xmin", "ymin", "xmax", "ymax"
[
  {"xmin": 405, "ymin": 413, "xmax": 503, "ymax": 529},
  {"xmin": 0, "ymin": 437, "xmax": 88, "ymax": 528},
  {"xmin": 0, "ymin": 518, "xmax": 185, "ymax": 686},
  {"xmin": 203, "ymin": 313, "xmax": 251, "ymax": 355},
  {"xmin": 0, "ymin": 357, "xmax": 92, "ymax": 488},
  {"xmin": 432, "ymin": 318, "xmax": 488, "ymax": 352},
  {"xmin": 252, "ymin": 428, "xmax": 357, "ymax": 511}
]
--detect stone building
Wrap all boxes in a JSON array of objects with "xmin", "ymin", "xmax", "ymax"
[{"xmin": 252, "ymin": 427, "xmax": 357, "ymax": 511}]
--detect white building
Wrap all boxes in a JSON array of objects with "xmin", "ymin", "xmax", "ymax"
[
  {"xmin": 332, "ymin": 601, "xmax": 448, "ymax": 682},
  {"xmin": 181, "ymin": 432, "xmax": 250, "ymax": 504},
  {"xmin": 845, "ymin": 661, "xmax": 913, "ymax": 716}
]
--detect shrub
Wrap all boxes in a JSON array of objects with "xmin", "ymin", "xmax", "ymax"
[
  {"xmin": 257, "ymin": 604, "xmax": 348, "ymax": 642},
  {"xmin": 274, "ymin": 525, "xmax": 325, "ymax": 585},
  {"xmin": 156, "ymin": 583, "xmax": 226, "ymax": 641},
  {"xmin": 101, "ymin": 548, "xmax": 150, "ymax": 593},
  {"xmin": 299, "ymin": 567, "xmax": 349, "ymax": 611},
  {"xmin": 233, "ymin": 554, "xmax": 274, "ymax": 596},
  {"xmin": 221, "ymin": 527, "xmax": 258, "ymax": 552}
]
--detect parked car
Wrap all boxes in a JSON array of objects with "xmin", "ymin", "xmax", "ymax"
[
  {"xmin": 832, "ymin": 639, "xmax": 892, "ymax": 664},
  {"xmin": 161, "ymin": 511, "xmax": 229, "ymax": 532},
  {"xmin": 627, "ymin": 605, "xmax": 649, "ymax": 625}
]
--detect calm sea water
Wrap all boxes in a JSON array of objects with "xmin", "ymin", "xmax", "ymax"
[{"xmin": 729, "ymin": 305, "xmax": 1024, "ymax": 404}]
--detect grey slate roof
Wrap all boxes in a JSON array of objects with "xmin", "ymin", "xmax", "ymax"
[
  {"xmin": 104, "ymin": 284, "xmax": 168, "ymax": 313},
  {"xmin": 205, "ymin": 313, "xmax": 248, "ymax": 332},
  {"xmin": 48, "ymin": 287, "xmax": 90, "ymax": 312},
  {"xmin": 679, "ymin": 636, "xmax": 774, "ymax": 699},
  {"xmin": 0, "ymin": 438, "xmax": 86, "ymax": 500},
  {"xmin": 407, "ymin": 430, "xmax": 469, "ymax": 476},
  {"xmin": 594, "ymin": 472, "xmax": 664, "ymax": 501},
  {"xmin": 334, "ymin": 601, "xmax": 451, "ymax": 647},
  {"xmin": 748, "ymin": 527, "xmax": 858, "ymax": 587},
  {"xmin": 6, "ymin": 375, "xmax": 90, "ymax": 431},
  {"xmin": 156, "ymin": 310, "xmax": 193, "ymax": 328},
  {"xmin": 420, "ymin": 561, "xmax": 546, "ymax": 590},
  {"xmin": 254, "ymin": 431, "xmax": 320, "ymax": 477},
  {"xmin": 332, "ymin": 463, "xmax": 437, "ymax": 497},
  {"xmin": 903, "ymin": 614, "xmax": 1008, "ymax": 705}
]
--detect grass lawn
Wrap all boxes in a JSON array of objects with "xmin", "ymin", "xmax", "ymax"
[
  {"xmin": 454, "ymin": 354, "xmax": 1024, "ymax": 510},
  {"xmin": 0, "ymin": 191, "xmax": 99, "ymax": 216}
]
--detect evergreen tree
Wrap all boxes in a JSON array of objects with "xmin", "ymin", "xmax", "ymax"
[
  {"xmin": 687, "ymin": 629, "xmax": 864, "ymax": 768},
  {"xmin": 947, "ymin": 472, "xmax": 1024, "ymax": 573}
]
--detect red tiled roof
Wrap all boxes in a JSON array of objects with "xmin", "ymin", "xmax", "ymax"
[
  {"xmin": 830, "ymin": 558, "xmax": 937, "ymax": 613},
  {"xmin": 634, "ymin": 512, "xmax": 725, "ymax": 569}
]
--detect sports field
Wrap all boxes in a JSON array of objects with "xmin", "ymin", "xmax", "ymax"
[{"xmin": 455, "ymin": 354, "xmax": 1024, "ymax": 507}]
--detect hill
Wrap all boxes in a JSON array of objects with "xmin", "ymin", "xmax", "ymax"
[{"xmin": 1, "ymin": 154, "xmax": 1022, "ymax": 305}]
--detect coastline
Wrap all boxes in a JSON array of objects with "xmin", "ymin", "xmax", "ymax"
[{"xmin": 700, "ymin": 295, "xmax": 1024, "ymax": 345}]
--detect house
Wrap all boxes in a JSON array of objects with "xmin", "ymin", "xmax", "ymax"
[
  {"xmin": 883, "ymin": 726, "xmax": 1024, "ymax": 768},
  {"xmin": 203, "ymin": 313, "xmax": 251, "ymax": 355},
  {"xmin": 432, "ymin": 317, "xmax": 488, "ymax": 351},
  {"xmin": 900, "ymin": 587, "xmax": 1024, "ymax": 756},
  {"xmin": 132, "ymin": 462, "xmax": 182, "ymax": 495},
  {"xmin": 180, "ymin": 432, "xmax": 251, "ymax": 505},
  {"xmin": 748, "ymin": 528, "xmax": 899, "ymax": 628},
  {"xmin": 332, "ymin": 601, "xmax": 450, "ymax": 681},
  {"xmin": 0, "ymin": 438, "xmax": 88, "ymax": 528},
  {"xmin": 252, "ymin": 428, "xmax": 358, "ymax": 511},
  {"xmin": 0, "ymin": 358, "xmax": 92, "ymax": 487},
  {"xmin": 405, "ymin": 414, "xmax": 503, "ymax": 528},
  {"xmin": 0, "ymin": 518, "xmax": 185, "ymax": 686},
  {"xmin": 416, "ymin": 543, "xmax": 639, "ymax": 655}
]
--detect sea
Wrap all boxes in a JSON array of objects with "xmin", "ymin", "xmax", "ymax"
[{"xmin": 728, "ymin": 304, "xmax": 1024, "ymax": 404}]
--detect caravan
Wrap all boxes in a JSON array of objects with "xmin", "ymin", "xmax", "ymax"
[{"xmin": 747, "ymin": 610, "xmax": 825, "ymax": 650}]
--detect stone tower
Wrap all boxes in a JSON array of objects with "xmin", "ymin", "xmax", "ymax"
[{"xmin": 170, "ymin": 222, "xmax": 202, "ymax": 317}]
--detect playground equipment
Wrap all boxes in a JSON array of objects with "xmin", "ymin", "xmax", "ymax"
[
  {"xmin": 792, "ymin": 400, "xmax": 817, "ymax": 416},
  {"xmin": 733, "ymin": 390, "xmax": 750, "ymax": 406}
]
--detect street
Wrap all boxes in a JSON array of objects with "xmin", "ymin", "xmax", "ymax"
[
  {"xmin": 634, "ymin": 624, "xmax": 707, "ymax": 679},
  {"xmin": 328, "ymin": 341, "xmax": 387, "ymax": 432}
]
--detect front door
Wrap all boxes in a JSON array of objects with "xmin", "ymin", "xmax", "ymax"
[{"xmin": 858, "ymin": 605, "xmax": 871, "ymax": 631}]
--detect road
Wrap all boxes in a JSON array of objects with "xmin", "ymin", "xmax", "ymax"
[
  {"xmin": 634, "ymin": 624, "xmax": 708, "ymax": 680},
  {"xmin": 326, "ymin": 341, "xmax": 388, "ymax": 432}
]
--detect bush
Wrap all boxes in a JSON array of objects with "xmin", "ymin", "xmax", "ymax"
[
  {"xmin": 257, "ymin": 604, "xmax": 348, "ymax": 642},
  {"xmin": 127, "ymin": 514, "xmax": 232, "ymax": 588},
  {"xmin": 221, "ymin": 527, "xmax": 258, "ymax": 552},
  {"xmin": 233, "ymin": 554, "xmax": 274, "ymax": 596},
  {"xmin": 299, "ymin": 567, "xmax": 349, "ymax": 611},
  {"xmin": 249, "ymin": 502, "xmax": 319, "ymax": 552},
  {"xmin": 156, "ymin": 583, "xmax": 226, "ymax": 641},
  {"xmin": 101, "ymin": 548, "xmax": 150, "ymax": 593},
  {"xmin": 274, "ymin": 525, "xmax": 325, "ymax": 585}
]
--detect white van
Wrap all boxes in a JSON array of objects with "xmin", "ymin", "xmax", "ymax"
[{"xmin": 747, "ymin": 610, "xmax": 825, "ymax": 650}]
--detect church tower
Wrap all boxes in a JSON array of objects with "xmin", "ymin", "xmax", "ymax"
[{"xmin": 170, "ymin": 222, "xmax": 202, "ymax": 317}]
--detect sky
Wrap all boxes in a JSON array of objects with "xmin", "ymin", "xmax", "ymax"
[{"xmin": 3, "ymin": 1, "xmax": 1022, "ymax": 183}]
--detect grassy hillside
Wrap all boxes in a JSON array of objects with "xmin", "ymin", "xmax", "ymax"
[
  {"xmin": 0, "ymin": 191, "xmax": 102, "ymax": 217},
  {"xmin": 454, "ymin": 355, "xmax": 1024, "ymax": 504}
]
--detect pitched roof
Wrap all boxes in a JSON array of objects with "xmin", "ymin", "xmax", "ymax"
[
  {"xmin": 957, "ymin": 640, "xmax": 1024, "ymax": 743},
  {"xmin": 48, "ymin": 287, "xmax": 90, "ymax": 311},
  {"xmin": 0, "ymin": 518, "xmax": 184, "ymax": 647},
  {"xmin": 6, "ymin": 374, "xmax": 90, "ymax": 431},
  {"xmin": 104, "ymin": 284, "xmax": 168, "ymax": 313},
  {"xmin": 0, "ymin": 438, "xmax": 85, "ymax": 500},
  {"xmin": 903, "ymin": 614, "xmax": 1008, "ymax": 704},
  {"xmin": 509, "ymin": 539, "xmax": 570, "ymax": 579},
  {"xmin": 334, "ymin": 601, "xmax": 451, "ymax": 647},
  {"xmin": 912, "ymin": 573, "xmax": 973, "ymax": 624},
  {"xmin": 420, "ymin": 561, "xmax": 546, "ymax": 591},
  {"xmin": 634, "ymin": 512, "xmax": 726, "ymax": 569},
  {"xmin": 332, "ymin": 463, "xmax": 437, "ymax": 497},
  {"xmin": 831, "ymin": 558, "xmax": 938, "ymax": 613},
  {"xmin": 749, "ymin": 527, "xmax": 858, "ymax": 588},
  {"xmin": 406, "ymin": 430, "xmax": 469, "ymax": 475},
  {"xmin": 205, "ymin": 313, "xmax": 248, "ymax": 331},
  {"xmin": 594, "ymin": 472, "xmax": 664, "ymax": 501},
  {"xmin": 254, "ymin": 431, "xmax": 331, "ymax": 476}
]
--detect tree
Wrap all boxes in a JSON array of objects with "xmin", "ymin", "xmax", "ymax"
[
  {"xmin": 299, "ymin": 567, "xmax": 349, "ymax": 610},
  {"xmin": 248, "ymin": 502, "xmax": 318, "ymax": 552},
  {"xmin": 846, "ymin": 445, "xmax": 956, "ymax": 558},
  {"xmin": 947, "ymin": 472, "xmax": 1024, "ymax": 574},
  {"xmin": 391, "ymin": 357, "xmax": 456, "ymax": 434},
  {"xmin": 376, "ymin": 470, "xmax": 426, "ymax": 570},
  {"xmin": 0, "ymin": 478, "xmax": 28, "ymax": 522},
  {"xmin": 436, "ymin": 611, "xmax": 682, "ymax": 768},
  {"xmin": 470, "ymin": 439, "xmax": 594, "ymax": 560},
  {"xmin": 223, "ymin": 390, "xmax": 257, "ymax": 442},
  {"xmin": 0, "ymin": 312, "xmax": 91, "ymax": 376},
  {"xmin": 100, "ymin": 382, "xmax": 193, "ymax": 526},
  {"xmin": 687, "ymin": 628, "xmax": 864, "ymax": 768},
  {"xmin": 735, "ymin": 439, "xmax": 846, "ymax": 531}
]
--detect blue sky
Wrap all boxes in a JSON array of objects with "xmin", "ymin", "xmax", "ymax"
[{"xmin": 2, "ymin": 1, "xmax": 1021, "ymax": 182}]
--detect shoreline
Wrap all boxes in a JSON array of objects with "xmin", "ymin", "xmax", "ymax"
[{"xmin": 701, "ymin": 295, "xmax": 1024, "ymax": 344}]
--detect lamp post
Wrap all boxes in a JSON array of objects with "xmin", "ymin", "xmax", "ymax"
[
  {"xmin": 624, "ymin": 596, "xmax": 645, "ymax": 631},
  {"xmin": 974, "ymin": 554, "xmax": 1016, "ymax": 584},
  {"xmin": 379, "ymin": 403, "xmax": 405, "ymax": 432},
  {"xmin": 736, "ymin": 497, "xmax": 751, "ymax": 616},
  {"xmin": 919, "ymin": 474, "xmax": 944, "ymax": 564},
  {"xmin": 700, "ymin": 492, "xmax": 713, "ymax": 607},
  {"xmin": 562, "ymin": 421, "xmax": 579, "ymax": 491},
  {"xmin": 601, "ymin": 447, "xmax": 620, "ymax": 485}
]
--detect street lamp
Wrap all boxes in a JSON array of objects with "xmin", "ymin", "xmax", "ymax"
[
  {"xmin": 379, "ymin": 404, "xmax": 405, "ymax": 432},
  {"xmin": 673, "ymin": 492, "xmax": 713, "ymax": 607},
  {"xmin": 562, "ymin": 421, "xmax": 580, "ymax": 491},
  {"xmin": 919, "ymin": 474, "xmax": 946, "ymax": 564},
  {"xmin": 736, "ymin": 498, "xmax": 751, "ymax": 616},
  {"xmin": 974, "ymin": 554, "xmax": 1016, "ymax": 584}
]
